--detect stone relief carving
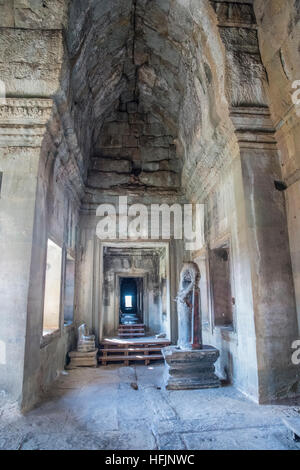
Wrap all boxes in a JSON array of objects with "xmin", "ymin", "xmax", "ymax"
[
  {"xmin": 176, "ymin": 262, "xmax": 201, "ymax": 350},
  {"xmin": 0, "ymin": 98, "xmax": 53, "ymax": 124}
]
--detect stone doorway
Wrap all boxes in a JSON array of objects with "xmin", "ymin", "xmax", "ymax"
[
  {"xmin": 119, "ymin": 277, "xmax": 143, "ymax": 326},
  {"xmin": 99, "ymin": 242, "xmax": 171, "ymax": 340}
]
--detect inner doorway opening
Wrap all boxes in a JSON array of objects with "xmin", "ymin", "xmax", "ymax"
[{"xmin": 119, "ymin": 277, "xmax": 143, "ymax": 325}]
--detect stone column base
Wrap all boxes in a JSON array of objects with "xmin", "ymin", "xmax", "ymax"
[{"xmin": 162, "ymin": 345, "xmax": 220, "ymax": 390}]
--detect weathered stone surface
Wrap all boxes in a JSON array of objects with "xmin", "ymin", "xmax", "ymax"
[
  {"xmin": 14, "ymin": 0, "xmax": 69, "ymax": 30},
  {"xmin": 0, "ymin": 0, "xmax": 14, "ymax": 27},
  {"xmin": 91, "ymin": 158, "xmax": 132, "ymax": 173},
  {"xmin": 138, "ymin": 65, "xmax": 157, "ymax": 88},
  {"xmin": 122, "ymin": 134, "xmax": 138, "ymax": 148},
  {"xmin": 88, "ymin": 171, "xmax": 131, "ymax": 189},
  {"xmin": 142, "ymin": 162, "xmax": 160, "ymax": 172},
  {"xmin": 141, "ymin": 146, "xmax": 170, "ymax": 162},
  {"xmin": 1, "ymin": 365, "xmax": 300, "ymax": 450},
  {"xmin": 92, "ymin": 92, "xmax": 180, "ymax": 189},
  {"xmin": 67, "ymin": 350, "xmax": 98, "ymax": 369},
  {"xmin": 0, "ymin": 28, "xmax": 64, "ymax": 97},
  {"xmin": 0, "ymin": 1, "xmax": 68, "ymax": 30},
  {"xmin": 139, "ymin": 170, "xmax": 179, "ymax": 188},
  {"xmin": 162, "ymin": 346, "xmax": 220, "ymax": 390}
]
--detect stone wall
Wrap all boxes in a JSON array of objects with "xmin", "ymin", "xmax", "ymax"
[
  {"xmin": 22, "ymin": 106, "xmax": 81, "ymax": 409},
  {"xmin": 192, "ymin": 0, "xmax": 299, "ymax": 402},
  {"xmin": 0, "ymin": 2, "xmax": 82, "ymax": 409}
]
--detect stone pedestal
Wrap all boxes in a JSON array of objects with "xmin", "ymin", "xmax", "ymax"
[
  {"xmin": 67, "ymin": 349, "xmax": 98, "ymax": 369},
  {"xmin": 162, "ymin": 346, "xmax": 220, "ymax": 390}
]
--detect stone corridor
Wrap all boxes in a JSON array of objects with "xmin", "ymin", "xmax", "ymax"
[
  {"xmin": 1, "ymin": 0, "xmax": 300, "ymax": 451},
  {"xmin": 1, "ymin": 364, "xmax": 300, "ymax": 451}
]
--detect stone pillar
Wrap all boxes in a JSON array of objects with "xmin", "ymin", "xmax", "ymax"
[
  {"xmin": 0, "ymin": 98, "xmax": 53, "ymax": 403},
  {"xmin": 211, "ymin": 0, "xmax": 300, "ymax": 401},
  {"xmin": 231, "ymin": 107, "xmax": 299, "ymax": 402}
]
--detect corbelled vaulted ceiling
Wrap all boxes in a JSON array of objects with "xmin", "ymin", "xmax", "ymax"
[
  {"xmin": 66, "ymin": 0, "xmax": 237, "ymax": 196},
  {"xmin": 0, "ymin": 0, "xmax": 271, "ymax": 198}
]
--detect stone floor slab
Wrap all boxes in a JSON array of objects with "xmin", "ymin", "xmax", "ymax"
[{"xmin": 0, "ymin": 364, "xmax": 299, "ymax": 450}]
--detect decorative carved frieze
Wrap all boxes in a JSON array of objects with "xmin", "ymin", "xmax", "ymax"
[
  {"xmin": 0, "ymin": 98, "xmax": 53, "ymax": 126},
  {"xmin": 0, "ymin": 98, "xmax": 53, "ymax": 147},
  {"xmin": 0, "ymin": 96, "xmax": 84, "ymax": 199}
]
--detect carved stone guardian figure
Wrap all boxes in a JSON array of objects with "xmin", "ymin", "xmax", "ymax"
[
  {"xmin": 162, "ymin": 262, "xmax": 220, "ymax": 390},
  {"xmin": 176, "ymin": 262, "xmax": 202, "ymax": 350}
]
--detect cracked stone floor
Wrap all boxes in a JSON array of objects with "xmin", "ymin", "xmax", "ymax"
[{"xmin": 1, "ymin": 363, "xmax": 300, "ymax": 450}]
